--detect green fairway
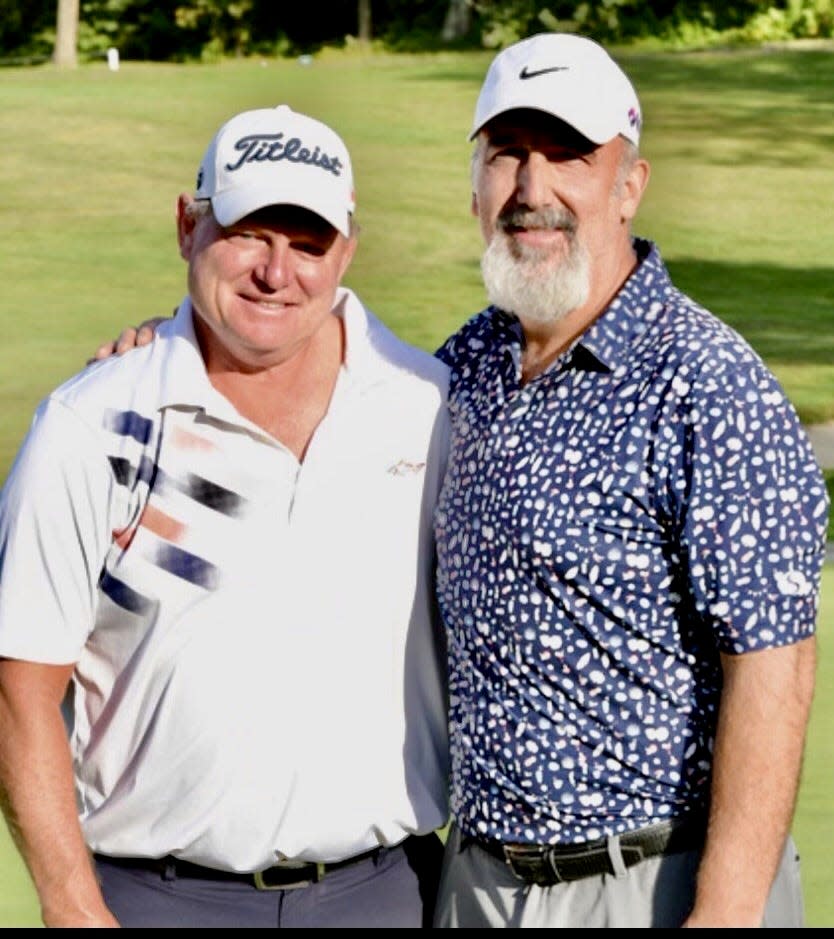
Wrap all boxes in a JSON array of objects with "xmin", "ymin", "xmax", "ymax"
[{"xmin": 0, "ymin": 45, "xmax": 832, "ymax": 926}]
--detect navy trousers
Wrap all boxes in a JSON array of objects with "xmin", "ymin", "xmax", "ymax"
[{"xmin": 96, "ymin": 833, "xmax": 443, "ymax": 928}]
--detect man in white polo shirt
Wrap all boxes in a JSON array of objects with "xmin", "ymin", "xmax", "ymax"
[{"xmin": 0, "ymin": 105, "xmax": 450, "ymax": 928}]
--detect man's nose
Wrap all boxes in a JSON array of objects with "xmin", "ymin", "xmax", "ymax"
[
  {"xmin": 516, "ymin": 151, "xmax": 552, "ymax": 208},
  {"xmin": 256, "ymin": 240, "xmax": 291, "ymax": 289}
]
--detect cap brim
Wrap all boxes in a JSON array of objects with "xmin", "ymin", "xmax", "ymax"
[
  {"xmin": 211, "ymin": 185, "xmax": 351, "ymax": 237},
  {"xmin": 469, "ymin": 99, "xmax": 622, "ymax": 145}
]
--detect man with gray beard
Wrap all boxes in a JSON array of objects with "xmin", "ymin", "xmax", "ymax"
[{"xmin": 431, "ymin": 32, "xmax": 827, "ymax": 928}]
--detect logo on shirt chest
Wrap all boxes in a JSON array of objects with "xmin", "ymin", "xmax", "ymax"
[{"xmin": 387, "ymin": 460, "xmax": 426, "ymax": 476}]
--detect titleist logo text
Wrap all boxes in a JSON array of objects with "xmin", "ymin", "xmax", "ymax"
[{"xmin": 225, "ymin": 133, "xmax": 343, "ymax": 176}]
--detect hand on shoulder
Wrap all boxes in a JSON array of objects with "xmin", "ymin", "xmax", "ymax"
[{"xmin": 88, "ymin": 315, "xmax": 171, "ymax": 364}]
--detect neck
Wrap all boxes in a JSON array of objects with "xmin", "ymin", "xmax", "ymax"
[{"xmin": 201, "ymin": 315, "xmax": 345, "ymax": 461}]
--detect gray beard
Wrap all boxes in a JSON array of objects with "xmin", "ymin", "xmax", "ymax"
[{"xmin": 480, "ymin": 213, "xmax": 590, "ymax": 326}]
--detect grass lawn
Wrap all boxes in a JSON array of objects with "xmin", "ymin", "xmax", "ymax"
[
  {"xmin": 826, "ymin": 471, "xmax": 834, "ymax": 541},
  {"xmin": 0, "ymin": 44, "xmax": 832, "ymax": 925}
]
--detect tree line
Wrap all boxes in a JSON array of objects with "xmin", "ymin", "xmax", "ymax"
[{"xmin": 2, "ymin": 1, "xmax": 832, "ymax": 66}]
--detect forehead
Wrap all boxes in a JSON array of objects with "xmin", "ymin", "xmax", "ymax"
[{"xmin": 481, "ymin": 108, "xmax": 599, "ymax": 154}]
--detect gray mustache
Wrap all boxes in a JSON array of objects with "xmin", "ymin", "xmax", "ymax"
[{"xmin": 497, "ymin": 206, "xmax": 577, "ymax": 233}]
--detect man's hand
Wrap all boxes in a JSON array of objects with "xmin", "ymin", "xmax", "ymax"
[{"xmin": 88, "ymin": 317, "xmax": 169, "ymax": 363}]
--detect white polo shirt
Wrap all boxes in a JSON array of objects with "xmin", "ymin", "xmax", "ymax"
[{"xmin": 0, "ymin": 288, "xmax": 451, "ymax": 871}]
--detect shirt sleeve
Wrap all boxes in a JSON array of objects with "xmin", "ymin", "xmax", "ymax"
[
  {"xmin": 0, "ymin": 397, "xmax": 116, "ymax": 663},
  {"xmin": 676, "ymin": 353, "xmax": 829, "ymax": 654}
]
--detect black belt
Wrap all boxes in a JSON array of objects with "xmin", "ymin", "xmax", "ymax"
[
  {"xmin": 468, "ymin": 816, "xmax": 703, "ymax": 887},
  {"xmin": 95, "ymin": 844, "xmax": 385, "ymax": 891}
]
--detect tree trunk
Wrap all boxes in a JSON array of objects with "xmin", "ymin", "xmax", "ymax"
[
  {"xmin": 441, "ymin": 0, "xmax": 471, "ymax": 42},
  {"xmin": 358, "ymin": 0, "xmax": 372, "ymax": 43},
  {"xmin": 53, "ymin": 0, "xmax": 80, "ymax": 67}
]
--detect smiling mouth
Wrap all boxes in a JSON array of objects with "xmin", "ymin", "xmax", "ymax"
[
  {"xmin": 240, "ymin": 293, "xmax": 298, "ymax": 310},
  {"xmin": 503, "ymin": 226, "xmax": 572, "ymax": 249},
  {"xmin": 498, "ymin": 225, "xmax": 575, "ymax": 263},
  {"xmin": 505, "ymin": 224, "xmax": 566, "ymax": 235}
]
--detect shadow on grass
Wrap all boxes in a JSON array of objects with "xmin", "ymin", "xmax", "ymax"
[
  {"xmin": 663, "ymin": 256, "xmax": 834, "ymax": 365},
  {"xmin": 610, "ymin": 49, "xmax": 834, "ymax": 168}
]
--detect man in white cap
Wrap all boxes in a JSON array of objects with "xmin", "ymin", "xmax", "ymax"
[
  {"xmin": 431, "ymin": 32, "xmax": 827, "ymax": 928},
  {"xmin": 0, "ymin": 105, "xmax": 450, "ymax": 927}
]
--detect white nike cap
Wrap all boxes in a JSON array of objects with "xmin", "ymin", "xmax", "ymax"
[
  {"xmin": 470, "ymin": 32, "xmax": 642, "ymax": 146},
  {"xmin": 195, "ymin": 105, "xmax": 355, "ymax": 236}
]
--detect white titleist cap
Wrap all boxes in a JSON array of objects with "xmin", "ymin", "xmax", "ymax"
[
  {"xmin": 195, "ymin": 105, "xmax": 355, "ymax": 236},
  {"xmin": 470, "ymin": 33, "xmax": 642, "ymax": 146}
]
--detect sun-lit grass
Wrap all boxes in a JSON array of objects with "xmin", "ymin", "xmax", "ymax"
[{"xmin": 0, "ymin": 45, "xmax": 832, "ymax": 926}]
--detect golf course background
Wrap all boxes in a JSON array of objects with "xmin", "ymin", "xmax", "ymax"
[{"xmin": 0, "ymin": 43, "xmax": 832, "ymax": 925}]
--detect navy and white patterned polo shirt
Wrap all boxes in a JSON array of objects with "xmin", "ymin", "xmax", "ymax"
[{"xmin": 434, "ymin": 238, "xmax": 829, "ymax": 846}]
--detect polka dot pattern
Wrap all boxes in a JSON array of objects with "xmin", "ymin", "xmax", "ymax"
[{"xmin": 433, "ymin": 239, "xmax": 829, "ymax": 844}]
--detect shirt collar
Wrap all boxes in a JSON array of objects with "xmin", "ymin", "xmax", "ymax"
[
  {"xmin": 155, "ymin": 298, "xmax": 220, "ymax": 413},
  {"xmin": 576, "ymin": 238, "xmax": 671, "ymax": 372},
  {"xmin": 336, "ymin": 285, "xmax": 427, "ymax": 392}
]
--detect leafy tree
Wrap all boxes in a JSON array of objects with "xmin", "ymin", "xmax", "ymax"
[
  {"xmin": 2, "ymin": 1, "xmax": 830, "ymax": 62},
  {"xmin": 0, "ymin": 1, "xmax": 47, "ymax": 54}
]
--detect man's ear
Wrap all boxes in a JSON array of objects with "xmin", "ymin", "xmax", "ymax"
[
  {"xmin": 619, "ymin": 157, "xmax": 651, "ymax": 223},
  {"xmin": 176, "ymin": 194, "xmax": 198, "ymax": 261},
  {"xmin": 336, "ymin": 232, "xmax": 358, "ymax": 283},
  {"xmin": 471, "ymin": 192, "xmax": 479, "ymax": 218}
]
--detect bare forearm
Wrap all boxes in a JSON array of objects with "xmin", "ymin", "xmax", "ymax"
[
  {"xmin": 0, "ymin": 660, "xmax": 118, "ymax": 927},
  {"xmin": 684, "ymin": 637, "xmax": 815, "ymax": 927}
]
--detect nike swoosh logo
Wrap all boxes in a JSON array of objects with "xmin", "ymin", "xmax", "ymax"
[{"xmin": 519, "ymin": 65, "xmax": 569, "ymax": 80}]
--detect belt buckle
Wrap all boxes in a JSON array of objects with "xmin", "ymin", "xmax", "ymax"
[
  {"xmin": 502, "ymin": 844, "xmax": 563, "ymax": 886},
  {"xmin": 253, "ymin": 861, "xmax": 325, "ymax": 891},
  {"xmin": 619, "ymin": 843, "xmax": 646, "ymax": 867}
]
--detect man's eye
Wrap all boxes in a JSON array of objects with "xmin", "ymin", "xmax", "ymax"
[
  {"xmin": 490, "ymin": 147, "xmax": 525, "ymax": 161},
  {"xmin": 292, "ymin": 242, "xmax": 328, "ymax": 257}
]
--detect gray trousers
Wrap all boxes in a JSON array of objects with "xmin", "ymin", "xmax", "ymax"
[
  {"xmin": 96, "ymin": 832, "xmax": 443, "ymax": 928},
  {"xmin": 433, "ymin": 822, "xmax": 805, "ymax": 928}
]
